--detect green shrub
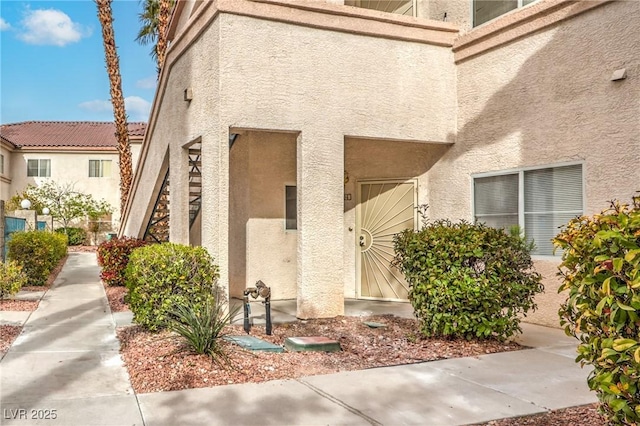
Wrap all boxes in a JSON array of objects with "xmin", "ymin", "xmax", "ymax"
[
  {"xmin": 0, "ymin": 260, "xmax": 28, "ymax": 298},
  {"xmin": 393, "ymin": 220, "xmax": 543, "ymax": 340},
  {"xmin": 169, "ymin": 293, "xmax": 239, "ymax": 360},
  {"xmin": 55, "ymin": 227, "xmax": 87, "ymax": 246},
  {"xmin": 7, "ymin": 231, "xmax": 68, "ymax": 286},
  {"xmin": 97, "ymin": 237, "xmax": 147, "ymax": 286},
  {"xmin": 555, "ymin": 195, "xmax": 640, "ymax": 423},
  {"xmin": 125, "ymin": 243, "xmax": 220, "ymax": 331}
]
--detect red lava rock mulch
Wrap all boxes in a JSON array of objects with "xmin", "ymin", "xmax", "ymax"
[
  {"xmin": 0, "ymin": 325, "xmax": 22, "ymax": 355},
  {"xmin": 475, "ymin": 403, "xmax": 605, "ymax": 425},
  {"xmin": 117, "ymin": 315, "xmax": 522, "ymax": 394},
  {"xmin": 104, "ymin": 285, "xmax": 129, "ymax": 312},
  {"xmin": 67, "ymin": 245, "xmax": 98, "ymax": 253},
  {"xmin": 0, "ymin": 299, "xmax": 39, "ymax": 311}
]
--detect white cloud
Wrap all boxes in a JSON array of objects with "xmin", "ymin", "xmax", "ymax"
[
  {"xmin": 79, "ymin": 96, "xmax": 152, "ymax": 121},
  {"xmin": 136, "ymin": 76, "xmax": 157, "ymax": 90},
  {"xmin": 125, "ymin": 96, "xmax": 152, "ymax": 121},
  {"xmin": 78, "ymin": 99, "xmax": 111, "ymax": 113},
  {"xmin": 0, "ymin": 18, "xmax": 11, "ymax": 31},
  {"xmin": 18, "ymin": 9, "xmax": 90, "ymax": 46}
]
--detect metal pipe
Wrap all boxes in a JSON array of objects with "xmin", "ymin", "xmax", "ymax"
[
  {"xmin": 243, "ymin": 290, "xmax": 251, "ymax": 334},
  {"xmin": 265, "ymin": 296, "xmax": 272, "ymax": 336}
]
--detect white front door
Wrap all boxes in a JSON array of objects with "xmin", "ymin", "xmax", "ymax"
[{"xmin": 356, "ymin": 180, "xmax": 417, "ymax": 301}]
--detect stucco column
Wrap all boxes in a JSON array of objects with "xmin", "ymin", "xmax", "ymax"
[
  {"xmin": 200, "ymin": 127, "xmax": 230, "ymax": 305},
  {"xmin": 169, "ymin": 144, "xmax": 190, "ymax": 244},
  {"xmin": 296, "ymin": 130, "xmax": 345, "ymax": 319}
]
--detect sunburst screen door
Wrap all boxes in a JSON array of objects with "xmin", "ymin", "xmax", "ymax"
[{"xmin": 356, "ymin": 180, "xmax": 417, "ymax": 301}]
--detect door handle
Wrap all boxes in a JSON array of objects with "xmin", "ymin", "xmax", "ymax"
[{"xmin": 359, "ymin": 235, "xmax": 365, "ymax": 247}]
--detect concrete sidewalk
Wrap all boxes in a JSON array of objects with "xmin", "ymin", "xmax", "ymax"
[
  {"xmin": 0, "ymin": 252, "xmax": 143, "ymax": 425},
  {"xmin": 0, "ymin": 252, "xmax": 596, "ymax": 426}
]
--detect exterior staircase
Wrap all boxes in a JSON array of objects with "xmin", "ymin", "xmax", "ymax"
[{"xmin": 144, "ymin": 169, "xmax": 170, "ymax": 243}]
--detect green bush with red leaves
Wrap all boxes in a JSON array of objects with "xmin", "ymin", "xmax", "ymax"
[
  {"xmin": 97, "ymin": 237, "xmax": 148, "ymax": 286},
  {"xmin": 555, "ymin": 194, "xmax": 640, "ymax": 423}
]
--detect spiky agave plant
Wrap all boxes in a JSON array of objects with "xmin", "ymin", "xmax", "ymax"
[{"xmin": 168, "ymin": 294, "xmax": 240, "ymax": 362}]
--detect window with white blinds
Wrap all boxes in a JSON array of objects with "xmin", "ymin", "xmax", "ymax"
[
  {"xmin": 474, "ymin": 164, "xmax": 583, "ymax": 255},
  {"xmin": 89, "ymin": 160, "xmax": 112, "ymax": 177},
  {"xmin": 27, "ymin": 159, "xmax": 51, "ymax": 177}
]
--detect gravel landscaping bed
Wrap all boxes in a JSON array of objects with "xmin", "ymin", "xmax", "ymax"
[
  {"xmin": 104, "ymin": 285, "xmax": 128, "ymax": 312},
  {"xmin": 475, "ymin": 403, "xmax": 605, "ymax": 425},
  {"xmin": 0, "ymin": 299, "xmax": 39, "ymax": 311},
  {"xmin": 118, "ymin": 315, "xmax": 521, "ymax": 393},
  {"xmin": 0, "ymin": 325, "xmax": 22, "ymax": 355}
]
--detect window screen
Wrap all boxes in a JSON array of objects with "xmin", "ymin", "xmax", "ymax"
[
  {"xmin": 474, "ymin": 173, "xmax": 519, "ymax": 230},
  {"xmin": 524, "ymin": 165, "xmax": 583, "ymax": 255}
]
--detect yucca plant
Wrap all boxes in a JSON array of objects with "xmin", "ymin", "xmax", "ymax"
[{"xmin": 168, "ymin": 295, "xmax": 240, "ymax": 361}]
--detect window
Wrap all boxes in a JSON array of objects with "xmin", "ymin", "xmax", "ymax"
[
  {"xmin": 0, "ymin": 154, "xmax": 4, "ymax": 174},
  {"xmin": 89, "ymin": 160, "xmax": 112, "ymax": 177},
  {"xmin": 285, "ymin": 185, "xmax": 297, "ymax": 230},
  {"xmin": 27, "ymin": 159, "xmax": 51, "ymax": 177},
  {"xmin": 473, "ymin": 0, "xmax": 538, "ymax": 27},
  {"xmin": 345, "ymin": 0, "xmax": 415, "ymax": 17},
  {"xmin": 474, "ymin": 164, "xmax": 583, "ymax": 255}
]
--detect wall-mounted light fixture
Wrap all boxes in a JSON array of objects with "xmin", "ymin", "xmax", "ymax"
[
  {"xmin": 184, "ymin": 88, "xmax": 193, "ymax": 101},
  {"xmin": 611, "ymin": 68, "xmax": 627, "ymax": 81}
]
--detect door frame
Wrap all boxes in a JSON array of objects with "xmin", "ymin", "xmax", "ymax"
[{"xmin": 355, "ymin": 178, "xmax": 418, "ymax": 302}]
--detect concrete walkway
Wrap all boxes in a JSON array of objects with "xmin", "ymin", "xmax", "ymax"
[{"xmin": 0, "ymin": 252, "xmax": 596, "ymax": 425}]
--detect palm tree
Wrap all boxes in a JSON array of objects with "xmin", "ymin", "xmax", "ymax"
[
  {"xmin": 136, "ymin": 0, "xmax": 174, "ymax": 71},
  {"xmin": 96, "ymin": 0, "xmax": 132, "ymax": 213}
]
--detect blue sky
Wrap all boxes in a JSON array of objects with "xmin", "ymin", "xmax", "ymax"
[{"xmin": 0, "ymin": 0, "xmax": 157, "ymax": 124}]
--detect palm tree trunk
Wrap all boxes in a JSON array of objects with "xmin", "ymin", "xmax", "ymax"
[
  {"xmin": 156, "ymin": 0, "xmax": 171, "ymax": 71},
  {"xmin": 96, "ymin": 0, "xmax": 132, "ymax": 214}
]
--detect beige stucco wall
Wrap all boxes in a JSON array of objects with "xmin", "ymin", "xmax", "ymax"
[
  {"xmin": 4, "ymin": 141, "xmax": 142, "ymax": 227},
  {"xmin": 1, "ymin": 144, "xmax": 12, "ymax": 202},
  {"xmin": 428, "ymin": 0, "xmax": 640, "ymax": 327},
  {"xmin": 229, "ymin": 131, "xmax": 298, "ymax": 300},
  {"xmin": 124, "ymin": 3, "xmax": 457, "ymax": 317},
  {"xmin": 244, "ymin": 132, "xmax": 298, "ymax": 300},
  {"xmin": 343, "ymin": 138, "xmax": 449, "ymax": 298},
  {"xmin": 9, "ymin": 151, "xmax": 121, "ymax": 219}
]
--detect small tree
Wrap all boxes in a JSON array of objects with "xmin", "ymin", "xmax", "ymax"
[{"xmin": 9, "ymin": 182, "xmax": 113, "ymax": 240}]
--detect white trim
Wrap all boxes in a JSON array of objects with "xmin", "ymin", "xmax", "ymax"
[{"xmin": 471, "ymin": 160, "xmax": 585, "ymax": 178}]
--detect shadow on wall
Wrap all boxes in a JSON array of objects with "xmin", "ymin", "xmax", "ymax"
[{"xmin": 437, "ymin": 1, "xmax": 639, "ymax": 207}]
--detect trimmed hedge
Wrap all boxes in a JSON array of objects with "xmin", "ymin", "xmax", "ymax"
[
  {"xmin": 393, "ymin": 220, "xmax": 543, "ymax": 340},
  {"xmin": 97, "ymin": 237, "xmax": 147, "ymax": 286},
  {"xmin": 555, "ymin": 195, "xmax": 640, "ymax": 423},
  {"xmin": 7, "ymin": 231, "xmax": 68, "ymax": 286},
  {"xmin": 125, "ymin": 243, "xmax": 220, "ymax": 331},
  {"xmin": 55, "ymin": 227, "xmax": 87, "ymax": 246},
  {"xmin": 1, "ymin": 260, "xmax": 28, "ymax": 298}
]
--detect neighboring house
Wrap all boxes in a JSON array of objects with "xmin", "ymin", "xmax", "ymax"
[
  {"xmin": 120, "ymin": 0, "xmax": 640, "ymax": 325},
  {"xmin": 0, "ymin": 121, "xmax": 146, "ymax": 230}
]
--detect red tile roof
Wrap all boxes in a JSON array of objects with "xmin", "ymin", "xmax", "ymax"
[{"xmin": 0, "ymin": 121, "xmax": 147, "ymax": 149}]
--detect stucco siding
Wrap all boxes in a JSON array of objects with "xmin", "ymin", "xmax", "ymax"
[
  {"xmin": 9, "ymin": 151, "xmax": 121, "ymax": 219},
  {"xmin": 230, "ymin": 131, "xmax": 298, "ymax": 300},
  {"xmin": 428, "ymin": 0, "xmax": 640, "ymax": 327},
  {"xmin": 343, "ymin": 138, "xmax": 449, "ymax": 297},
  {"xmin": 217, "ymin": 14, "xmax": 456, "ymax": 141}
]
